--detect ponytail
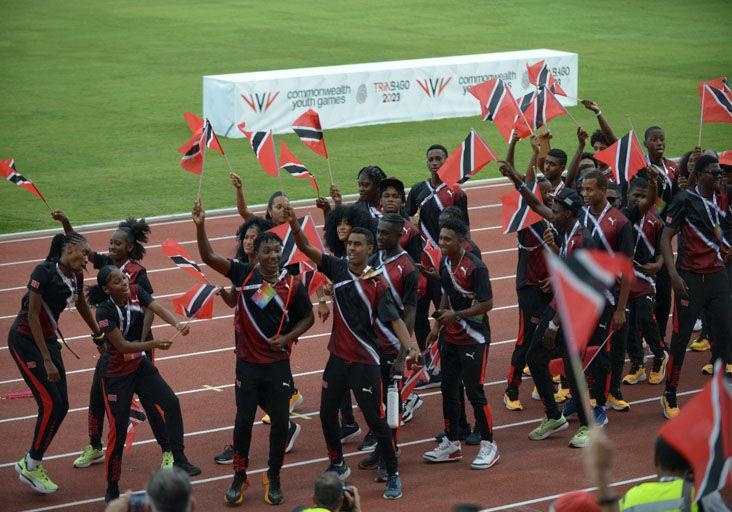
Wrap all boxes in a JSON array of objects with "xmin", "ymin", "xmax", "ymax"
[
  {"xmin": 118, "ymin": 217, "xmax": 151, "ymax": 261},
  {"xmin": 46, "ymin": 231, "xmax": 88, "ymax": 262}
]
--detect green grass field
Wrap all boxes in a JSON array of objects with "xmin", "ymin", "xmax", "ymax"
[{"xmin": 2, "ymin": 0, "xmax": 730, "ymax": 233}]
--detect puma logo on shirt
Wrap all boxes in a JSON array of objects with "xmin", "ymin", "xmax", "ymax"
[{"xmin": 362, "ymin": 386, "xmax": 373, "ymax": 395}]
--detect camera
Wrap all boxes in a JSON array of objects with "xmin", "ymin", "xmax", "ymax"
[
  {"xmin": 339, "ymin": 485, "xmax": 355, "ymax": 512},
  {"xmin": 128, "ymin": 492, "xmax": 150, "ymax": 512}
]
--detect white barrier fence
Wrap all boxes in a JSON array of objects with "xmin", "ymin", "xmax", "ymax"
[{"xmin": 203, "ymin": 49, "xmax": 578, "ymax": 137}]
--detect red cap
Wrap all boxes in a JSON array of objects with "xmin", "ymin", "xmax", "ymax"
[{"xmin": 550, "ymin": 491, "xmax": 601, "ymax": 512}]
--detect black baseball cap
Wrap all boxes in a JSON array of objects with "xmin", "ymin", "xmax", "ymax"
[
  {"xmin": 380, "ymin": 177, "xmax": 406, "ymax": 199},
  {"xmin": 554, "ymin": 188, "xmax": 584, "ymax": 216}
]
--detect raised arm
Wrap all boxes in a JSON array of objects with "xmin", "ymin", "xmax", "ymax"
[
  {"xmin": 230, "ymin": 172, "xmax": 254, "ymax": 221},
  {"xmin": 192, "ymin": 200, "xmax": 231, "ymax": 276},
  {"xmin": 498, "ymin": 161, "xmax": 554, "ymax": 221},
  {"xmin": 565, "ymin": 126, "xmax": 589, "ymax": 189},
  {"xmin": 505, "ymin": 132, "xmax": 520, "ymax": 169},
  {"xmin": 284, "ymin": 206, "xmax": 323, "ymax": 266},
  {"xmin": 525, "ymin": 135, "xmax": 540, "ymax": 183},
  {"xmin": 581, "ymin": 99, "xmax": 617, "ymax": 144},
  {"xmin": 51, "ymin": 210, "xmax": 74, "ymax": 233}
]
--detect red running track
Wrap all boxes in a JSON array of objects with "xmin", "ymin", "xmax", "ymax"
[{"xmin": 0, "ymin": 182, "xmax": 710, "ymax": 512}]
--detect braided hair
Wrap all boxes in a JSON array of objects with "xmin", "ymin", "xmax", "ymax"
[
  {"xmin": 45, "ymin": 231, "xmax": 88, "ymax": 262},
  {"xmin": 324, "ymin": 205, "xmax": 373, "ymax": 258},
  {"xmin": 117, "ymin": 217, "xmax": 151, "ymax": 261},
  {"xmin": 357, "ymin": 166, "xmax": 386, "ymax": 203}
]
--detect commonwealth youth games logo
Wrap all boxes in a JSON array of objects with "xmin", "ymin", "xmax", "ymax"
[
  {"xmin": 241, "ymin": 91, "xmax": 280, "ymax": 113},
  {"xmin": 416, "ymin": 77, "xmax": 452, "ymax": 97},
  {"xmin": 356, "ymin": 84, "xmax": 368, "ymax": 104}
]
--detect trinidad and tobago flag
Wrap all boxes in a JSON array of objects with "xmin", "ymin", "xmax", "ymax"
[
  {"xmin": 0, "ymin": 158, "xmax": 47, "ymax": 203},
  {"xmin": 238, "ymin": 122, "xmax": 279, "ymax": 177},
  {"xmin": 719, "ymin": 150, "xmax": 732, "ymax": 167},
  {"xmin": 660, "ymin": 361, "xmax": 732, "ymax": 501},
  {"xmin": 468, "ymin": 78, "xmax": 522, "ymax": 143},
  {"xmin": 593, "ymin": 130, "xmax": 647, "ymax": 185},
  {"xmin": 437, "ymin": 129, "xmax": 497, "ymax": 190},
  {"xmin": 178, "ymin": 119, "xmax": 220, "ymax": 175},
  {"xmin": 279, "ymin": 141, "xmax": 319, "ymax": 192},
  {"xmin": 268, "ymin": 214, "xmax": 324, "ymax": 266},
  {"xmin": 526, "ymin": 60, "xmax": 568, "ymax": 97},
  {"xmin": 292, "ymin": 108, "xmax": 328, "ymax": 158},
  {"xmin": 500, "ymin": 181, "xmax": 545, "ymax": 234},
  {"xmin": 124, "ymin": 398, "xmax": 147, "ymax": 452},
  {"xmin": 401, "ymin": 342, "xmax": 440, "ymax": 402},
  {"xmin": 299, "ymin": 268, "xmax": 329, "ymax": 297},
  {"xmin": 182, "ymin": 113, "xmax": 224, "ymax": 153},
  {"xmin": 173, "ymin": 283, "xmax": 218, "ymax": 319},
  {"xmin": 513, "ymin": 88, "xmax": 567, "ymax": 139},
  {"xmin": 699, "ymin": 77, "xmax": 732, "ymax": 124},
  {"xmin": 161, "ymin": 238, "xmax": 207, "ymax": 283},
  {"xmin": 545, "ymin": 249, "xmax": 632, "ymax": 354}
]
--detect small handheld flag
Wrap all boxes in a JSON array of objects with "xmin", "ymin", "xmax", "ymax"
[
  {"xmin": 592, "ymin": 130, "xmax": 647, "ymax": 186},
  {"xmin": 500, "ymin": 181, "xmax": 545, "ymax": 234},
  {"xmin": 268, "ymin": 214, "xmax": 324, "ymax": 267},
  {"xmin": 698, "ymin": 77, "xmax": 732, "ymax": 125},
  {"xmin": 513, "ymin": 88, "xmax": 567, "ymax": 140},
  {"xmin": 468, "ymin": 79, "xmax": 522, "ymax": 143},
  {"xmin": 526, "ymin": 60, "xmax": 568, "ymax": 97},
  {"xmin": 279, "ymin": 141, "xmax": 320, "ymax": 192},
  {"xmin": 437, "ymin": 129, "xmax": 497, "ymax": 190},
  {"xmin": 173, "ymin": 283, "xmax": 218, "ymax": 320},
  {"xmin": 1, "ymin": 158, "xmax": 48, "ymax": 204},
  {"xmin": 161, "ymin": 239, "xmax": 208, "ymax": 283},
  {"xmin": 124, "ymin": 398, "xmax": 147, "ymax": 452},
  {"xmin": 292, "ymin": 109, "xmax": 328, "ymax": 158},
  {"xmin": 299, "ymin": 268, "xmax": 328, "ymax": 298},
  {"xmin": 178, "ymin": 120, "xmax": 219, "ymax": 175},
  {"xmin": 239, "ymin": 123, "xmax": 279, "ymax": 177}
]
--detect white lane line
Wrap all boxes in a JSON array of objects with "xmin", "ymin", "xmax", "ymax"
[{"xmin": 14, "ymin": 388, "xmax": 699, "ymax": 512}]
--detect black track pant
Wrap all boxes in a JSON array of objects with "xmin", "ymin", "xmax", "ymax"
[
  {"xmin": 339, "ymin": 391, "xmax": 355, "ymax": 426},
  {"xmin": 8, "ymin": 330, "xmax": 68, "ymax": 460},
  {"xmin": 627, "ymin": 293, "xmax": 666, "ymax": 368},
  {"xmin": 88, "ymin": 352, "xmax": 169, "ymax": 451},
  {"xmin": 666, "ymin": 269, "xmax": 732, "ymax": 394},
  {"xmin": 102, "ymin": 359, "xmax": 185, "ymax": 484},
  {"xmin": 608, "ymin": 306, "xmax": 630, "ymax": 395},
  {"xmin": 440, "ymin": 342, "xmax": 494, "ymax": 442},
  {"xmin": 321, "ymin": 354, "xmax": 398, "ymax": 476},
  {"xmin": 415, "ymin": 279, "xmax": 442, "ymax": 351},
  {"xmin": 526, "ymin": 305, "xmax": 592, "ymax": 426},
  {"xmin": 232, "ymin": 358, "xmax": 291, "ymax": 477},
  {"xmin": 507, "ymin": 285, "xmax": 552, "ymax": 393}
]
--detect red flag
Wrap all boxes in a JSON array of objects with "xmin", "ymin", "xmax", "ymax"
[
  {"xmin": 719, "ymin": 150, "xmax": 732, "ymax": 167},
  {"xmin": 238, "ymin": 123, "xmax": 279, "ymax": 177},
  {"xmin": 526, "ymin": 60, "xmax": 568, "ymax": 96},
  {"xmin": 593, "ymin": 130, "xmax": 647, "ymax": 185},
  {"xmin": 468, "ymin": 79, "xmax": 521, "ymax": 143},
  {"xmin": 124, "ymin": 398, "xmax": 146, "ymax": 452},
  {"xmin": 660, "ymin": 362, "xmax": 732, "ymax": 501},
  {"xmin": 279, "ymin": 141, "xmax": 319, "ymax": 192},
  {"xmin": 545, "ymin": 249, "xmax": 631, "ymax": 354},
  {"xmin": 699, "ymin": 77, "xmax": 732, "ymax": 124},
  {"xmin": 500, "ymin": 181, "xmax": 545, "ymax": 234},
  {"xmin": 268, "ymin": 214, "xmax": 324, "ymax": 266},
  {"xmin": 548, "ymin": 346, "xmax": 600, "ymax": 376},
  {"xmin": 423, "ymin": 238, "xmax": 442, "ymax": 269},
  {"xmin": 401, "ymin": 343, "xmax": 440, "ymax": 401},
  {"xmin": 1, "ymin": 159, "xmax": 47, "ymax": 203},
  {"xmin": 173, "ymin": 283, "xmax": 217, "ymax": 319},
  {"xmin": 182, "ymin": 113, "xmax": 223, "ymax": 154},
  {"xmin": 161, "ymin": 238, "xmax": 208, "ymax": 283},
  {"xmin": 513, "ymin": 88, "xmax": 567, "ymax": 139},
  {"xmin": 178, "ymin": 120, "xmax": 219, "ymax": 175},
  {"xmin": 292, "ymin": 109, "xmax": 328, "ymax": 158},
  {"xmin": 299, "ymin": 268, "xmax": 328, "ymax": 297},
  {"xmin": 437, "ymin": 129, "xmax": 497, "ymax": 190}
]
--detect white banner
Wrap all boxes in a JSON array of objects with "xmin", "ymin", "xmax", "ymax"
[{"xmin": 203, "ymin": 49, "xmax": 578, "ymax": 137}]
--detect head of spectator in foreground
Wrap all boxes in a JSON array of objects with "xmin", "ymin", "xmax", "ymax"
[
  {"xmin": 551, "ymin": 188, "xmax": 584, "ymax": 232},
  {"xmin": 549, "ymin": 490, "xmax": 601, "ymax": 512},
  {"xmin": 309, "ymin": 471, "xmax": 349, "ymax": 511},
  {"xmin": 146, "ymin": 467, "xmax": 194, "ymax": 512},
  {"xmin": 438, "ymin": 218, "xmax": 469, "ymax": 258},
  {"xmin": 427, "ymin": 144, "xmax": 449, "ymax": 180},
  {"xmin": 357, "ymin": 165, "xmax": 386, "ymax": 205},
  {"xmin": 347, "ymin": 227, "xmax": 374, "ymax": 268},
  {"xmin": 654, "ymin": 436, "xmax": 691, "ymax": 478},
  {"xmin": 544, "ymin": 148, "xmax": 568, "ymax": 181},
  {"xmin": 581, "ymin": 170, "xmax": 608, "ymax": 211}
]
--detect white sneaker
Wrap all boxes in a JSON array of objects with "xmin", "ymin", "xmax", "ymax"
[
  {"xmin": 693, "ymin": 318, "xmax": 702, "ymax": 332},
  {"xmin": 422, "ymin": 437, "xmax": 462, "ymax": 463},
  {"xmin": 402, "ymin": 392, "xmax": 423, "ymax": 423},
  {"xmin": 471, "ymin": 440, "xmax": 500, "ymax": 470}
]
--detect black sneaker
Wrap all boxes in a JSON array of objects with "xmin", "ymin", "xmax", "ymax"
[
  {"xmin": 262, "ymin": 470, "xmax": 283, "ymax": 505},
  {"xmin": 285, "ymin": 422, "xmax": 301, "ymax": 454},
  {"xmin": 225, "ymin": 471, "xmax": 249, "ymax": 505},
  {"xmin": 214, "ymin": 445, "xmax": 233, "ymax": 465},
  {"xmin": 465, "ymin": 426, "xmax": 481, "ymax": 446},
  {"xmin": 326, "ymin": 460, "xmax": 351, "ymax": 481},
  {"xmin": 105, "ymin": 481, "xmax": 120, "ymax": 503},
  {"xmin": 358, "ymin": 450, "xmax": 379, "ymax": 470},
  {"xmin": 340, "ymin": 423, "xmax": 362, "ymax": 444},
  {"xmin": 357, "ymin": 431, "xmax": 377, "ymax": 452},
  {"xmin": 174, "ymin": 459, "xmax": 202, "ymax": 476}
]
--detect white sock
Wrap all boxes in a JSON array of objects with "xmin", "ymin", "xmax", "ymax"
[{"xmin": 25, "ymin": 453, "xmax": 41, "ymax": 470}]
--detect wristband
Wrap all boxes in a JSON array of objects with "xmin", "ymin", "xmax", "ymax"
[
  {"xmin": 515, "ymin": 182, "xmax": 527, "ymax": 192},
  {"xmin": 92, "ymin": 331, "xmax": 105, "ymax": 346},
  {"xmin": 595, "ymin": 110, "xmax": 602, "ymax": 117},
  {"xmin": 548, "ymin": 320, "xmax": 559, "ymax": 331}
]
